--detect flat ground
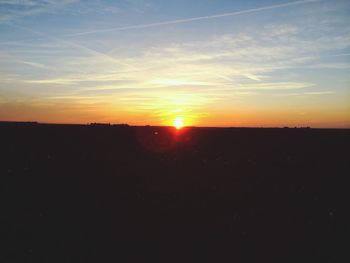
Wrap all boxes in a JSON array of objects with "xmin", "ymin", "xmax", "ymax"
[{"xmin": 0, "ymin": 122, "xmax": 349, "ymax": 262}]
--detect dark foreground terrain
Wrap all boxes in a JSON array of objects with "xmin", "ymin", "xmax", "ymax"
[{"xmin": 0, "ymin": 122, "xmax": 349, "ymax": 262}]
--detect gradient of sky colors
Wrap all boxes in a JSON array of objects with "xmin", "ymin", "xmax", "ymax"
[{"xmin": 0, "ymin": 0, "xmax": 349, "ymax": 127}]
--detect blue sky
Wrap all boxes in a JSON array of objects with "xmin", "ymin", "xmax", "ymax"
[{"xmin": 0, "ymin": 0, "xmax": 349, "ymax": 127}]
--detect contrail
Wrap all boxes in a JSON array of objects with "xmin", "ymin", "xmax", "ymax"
[
  {"xmin": 67, "ymin": 0, "xmax": 319, "ymax": 37},
  {"xmin": 9, "ymin": 23, "xmax": 131, "ymax": 68}
]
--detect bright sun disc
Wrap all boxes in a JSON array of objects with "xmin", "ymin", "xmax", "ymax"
[{"xmin": 173, "ymin": 117, "xmax": 184, "ymax": 129}]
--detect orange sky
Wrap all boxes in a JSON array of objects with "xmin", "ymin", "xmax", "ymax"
[{"xmin": 0, "ymin": 0, "xmax": 350, "ymax": 128}]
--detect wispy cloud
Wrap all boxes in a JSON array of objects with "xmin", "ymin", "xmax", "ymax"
[
  {"xmin": 67, "ymin": 0, "xmax": 319, "ymax": 36},
  {"xmin": 5, "ymin": 21, "xmax": 349, "ymax": 98},
  {"xmin": 0, "ymin": 0, "xmax": 77, "ymax": 22},
  {"xmin": 276, "ymin": 91, "xmax": 335, "ymax": 96},
  {"xmin": 303, "ymin": 91, "xmax": 335, "ymax": 95},
  {"xmin": 8, "ymin": 23, "xmax": 132, "ymax": 68},
  {"xmin": 1, "ymin": 0, "xmax": 349, "ymax": 126}
]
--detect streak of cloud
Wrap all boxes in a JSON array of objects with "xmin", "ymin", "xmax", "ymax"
[
  {"xmin": 67, "ymin": 0, "xmax": 319, "ymax": 36},
  {"xmin": 0, "ymin": 0, "xmax": 77, "ymax": 22},
  {"xmin": 8, "ymin": 23, "xmax": 132, "ymax": 68}
]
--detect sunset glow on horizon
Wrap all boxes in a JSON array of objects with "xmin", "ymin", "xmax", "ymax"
[
  {"xmin": 173, "ymin": 116, "xmax": 184, "ymax": 129},
  {"xmin": 0, "ymin": 0, "xmax": 349, "ymax": 128}
]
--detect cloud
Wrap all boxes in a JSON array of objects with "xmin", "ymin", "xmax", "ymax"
[
  {"xmin": 5, "ymin": 16, "xmax": 349, "ymax": 97},
  {"xmin": 1, "ymin": 0, "xmax": 349, "ymax": 126},
  {"xmin": 0, "ymin": 1, "xmax": 39, "ymax": 6},
  {"xmin": 303, "ymin": 91, "xmax": 334, "ymax": 95},
  {"xmin": 67, "ymin": 0, "xmax": 319, "ymax": 36},
  {"xmin": 0, "ymin": 0, "xmax": 77, "ymax": 22},
  {"xmin": 236, "ymin": 82, "xmax": 315, "ymax": 90},
  {"xmin": 7, "ymin": 23, "xmax": 132, "ymax": 69},
  {"xmin": 5, "ymin": 23, "xmax": 348, "ymax": 99},
  {"xmin": 71, "ymin": 3, "xmax": 120, "ymax": 15},
  {"xmin": 276, "ymin": 91, "xmax": 335, "ymax": 96}
]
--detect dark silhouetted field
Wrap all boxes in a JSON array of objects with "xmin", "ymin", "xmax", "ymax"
[{"xmin": 0, "ymin": 122, "xmax": 349, "ymax": 262}]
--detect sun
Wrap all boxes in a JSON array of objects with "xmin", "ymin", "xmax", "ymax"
[{"xmin": 173, "ymin": 116, "xmax": 184, "ymax": 129}]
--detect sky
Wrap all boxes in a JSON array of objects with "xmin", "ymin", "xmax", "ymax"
[{"xmin": 0, "ymin": 0, "xmax": 349, "ymax": 127}]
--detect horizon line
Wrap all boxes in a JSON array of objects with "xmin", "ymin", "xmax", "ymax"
[{"xmin": 2, "ymin": 120, "xmax": 350, "ymax": 129}]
